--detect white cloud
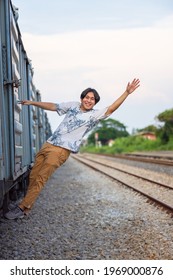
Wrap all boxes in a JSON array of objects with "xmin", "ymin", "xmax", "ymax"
[
  {"xmin": 154, "ymin": 13, "xmax": 173, "ymax": 28},
  {"xmin": 21, "ymin": 25, "xmax": 173, "ymax": 132}
]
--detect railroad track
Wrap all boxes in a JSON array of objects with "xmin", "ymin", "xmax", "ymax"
[
  {"xmin": 94, "ymin": 153, "xmax": 173, "ymax": 166},
  {"xmin": 72, "ymin": 153, "xmax": 173, "ymax": 214}
]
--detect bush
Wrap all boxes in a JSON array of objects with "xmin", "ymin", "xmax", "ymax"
[{"xmin": 80, "ymin": 136, "xmax": 173, "ymax": 154}]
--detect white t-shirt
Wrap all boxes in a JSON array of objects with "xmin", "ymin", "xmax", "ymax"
[{"xmin": 47, "ymin": 101, "xmax": 108, "ymax": 153}]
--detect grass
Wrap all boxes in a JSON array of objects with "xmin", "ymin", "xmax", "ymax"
[{"xmin": 80, "ymin": 136, "xmax": 173, "ymax": 154}]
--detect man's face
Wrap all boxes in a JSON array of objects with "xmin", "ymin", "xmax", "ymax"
[{"xmin": 80, "ymin": 92, "xmax": 96, "ymax": 111}]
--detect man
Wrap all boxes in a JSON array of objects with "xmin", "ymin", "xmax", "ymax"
[{"xmin": 5, "ymin": 78, "xmax": 140, "ymax": 219}]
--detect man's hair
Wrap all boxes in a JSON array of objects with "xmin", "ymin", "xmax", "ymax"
[{"xmin": 80, "ymin": 88, "xmax": 100, "ymax": 104}]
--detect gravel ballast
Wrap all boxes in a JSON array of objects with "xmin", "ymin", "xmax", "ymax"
[{"xmin": 0, "ymin": 156, "xmax": 173, "ymax": 260}]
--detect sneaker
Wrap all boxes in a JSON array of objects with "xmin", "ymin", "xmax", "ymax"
[
  {"xmin": 8, "ymin": 202, "xmax": 17, "ymax": 210},
  {"xmin": 4, "ymin": 206, "xmax": 24, "ymax": 220}
]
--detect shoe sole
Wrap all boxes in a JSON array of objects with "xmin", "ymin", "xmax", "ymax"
[{"xmin": 4, "ymin": 214, "xmax": 24, "ymax": 220}]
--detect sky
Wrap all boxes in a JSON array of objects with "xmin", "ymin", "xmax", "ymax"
[{"xmin": 13, "ymin": 0, "xmax": 173, "ymax": 133}]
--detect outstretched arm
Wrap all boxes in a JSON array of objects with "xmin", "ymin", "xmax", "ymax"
[
  {"xmin": 19, "ymin": 100, "xmax": 57, "ymax": 111},
  {"xmin": 105, "ymin": 78, "xmax": 140, "ymax": 116}
]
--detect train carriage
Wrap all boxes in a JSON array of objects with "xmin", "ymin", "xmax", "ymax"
[{"xmin": 0, "ymin": 0, "xmax": 52, "ymax": 209}]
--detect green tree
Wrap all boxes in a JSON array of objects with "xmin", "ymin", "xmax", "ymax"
[
  {"xmin": 157, "ymin": 109, "xmax": 173, "ymax": 122},
  {"xmin": 156, "ymin": 108, "xmax": 173, "ymax": 143},
  {"xmin": 88, "ymin": 118, "xmax": 129, "ymax": 145},
  {"xmin": 137, "ymin": 125, "xmax": 158, "ymax": 133}
]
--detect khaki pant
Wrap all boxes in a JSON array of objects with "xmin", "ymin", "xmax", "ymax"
[{"xmin": 19, "ymin": 142, "xmax": 70, "ymax": 212}]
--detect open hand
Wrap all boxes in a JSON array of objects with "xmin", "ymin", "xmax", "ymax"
[{"xmin": 126, "ymin": 78, "xmax": 140, "ymax": 94}]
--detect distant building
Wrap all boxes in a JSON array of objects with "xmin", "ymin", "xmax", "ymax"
[
  {"xmin": 107, "ymin": 139, "xmax": 115, "ymax": 147},
  {"xmin": 138, "ymin": 131, "xmax": 156, "ymax": 140}
]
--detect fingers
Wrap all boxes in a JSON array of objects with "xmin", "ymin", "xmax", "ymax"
[
  {"xmin": 128, "ymin": 78, "xmax": 140, "ymax": 88},
  {"xmin": 131, "ymin": 78, "xmax": 140, "ymax": 90},
  {"xmin": 17, "ymin": 100, "xmax": 25, "ymax": 105},
  {"xmin": 17, "ymin": 100, "xmax": 29, "ymax": 105},
  {"xmin": 132, "ymin": 78, "xmax": 140, "ymax": 86}
]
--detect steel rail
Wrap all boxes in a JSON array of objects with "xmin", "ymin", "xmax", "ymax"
[
  {"xmin": 79, "ymin": 154, "xmax": 173, "ymax": 190},
  {"xmin": 93, "ymin": 153, "xmax": 173, "ymax": 166},
  {"xmin": 72, "ymin": 155, "xmax": 173, "ymax": 214}
]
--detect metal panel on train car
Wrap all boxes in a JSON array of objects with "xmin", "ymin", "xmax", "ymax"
[
  {"xmin": 10, "ymin": 6, "xmax": 24, "ymax": 179},
  {"xmin": 0, "ymin": 0, "xmax": 14, "ymax": 183},
  {"xmin": 28, "ymin": 64, "xmax": 38, "ymax": 158},
  {"xmin": 36, "ymin": 91, "xmax": 44, "ymax": 149},
  {"xmin": 0, "ymin": 19, "xmax": 4, "ymax": 184},
  {"xmin": 44, "ymin": 112, "xmax": 52, "ymax": 141},
  {"xmin": 0, "ymin": 0, "xmax": 14, "ymax": 205},
  {"xmin": 18, "ymin": 45, "xmax": 32, "ymax": 169}
]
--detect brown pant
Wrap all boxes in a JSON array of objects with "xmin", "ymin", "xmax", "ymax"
[{"xmin": 19, "ymin": 142, "xmax": 70, "ymax": 211}]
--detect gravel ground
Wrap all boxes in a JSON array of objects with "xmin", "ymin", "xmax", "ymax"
[
  {"xmin": 107, "ymin": 156, "xmax": 173, "ymax": 176},
  {"xmin": 0, "ymin": 156, "xmax": 173, "ymax": 260},
  {"xmin": 80, "ymin": 153, "xmax": 173, "ymax": 187}
]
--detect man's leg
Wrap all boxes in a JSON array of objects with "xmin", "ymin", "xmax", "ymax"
[
  {"xmin": 5, "ymin": 143, "xmax": 70, "ymax": 219},
  {"xmin": 19, "ymin": 144, "xmax": 70, "ymax": 212}
]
